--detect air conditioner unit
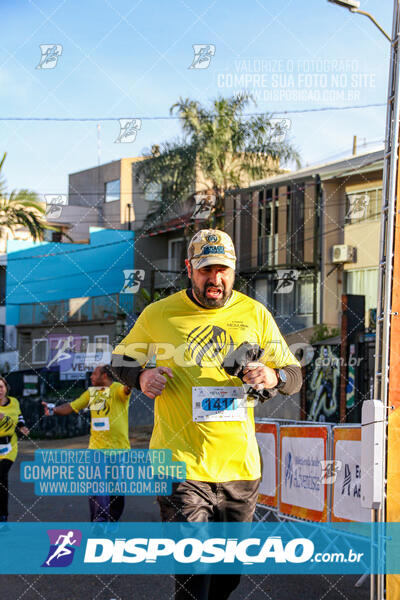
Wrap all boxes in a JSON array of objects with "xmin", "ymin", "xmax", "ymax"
[{"xmin": 332, "ymin": 244, "xmax": 356, "ymax": 263}]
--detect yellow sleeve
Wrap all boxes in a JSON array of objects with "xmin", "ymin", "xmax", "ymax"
[
  {"xmin": 115, "ymin": 382, "xmax": 130, "ymax": 401},
  {"xmin": 113, "ymin": 307, "xmax": 155, "ymax": 365},
  {"xmin": 70, "ymin": 390, "xmax": 90, "ymax": 413},
  {"xmin": 260, "ymin": 308, "xmax": 301, "ymax": 369}
]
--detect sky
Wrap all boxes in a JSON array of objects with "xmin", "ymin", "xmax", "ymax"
[{"xmin": 0, "ymin": 0, "xmax": 393, "ymax": 197}]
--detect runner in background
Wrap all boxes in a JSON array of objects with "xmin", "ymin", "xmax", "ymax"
[
  {"xmin": 42, "ymin": 364, "xmax": 131, "ymax": 522},
  {"xmin": 0, "ymin": 376, "xmax": 30, "ymax": 526}
]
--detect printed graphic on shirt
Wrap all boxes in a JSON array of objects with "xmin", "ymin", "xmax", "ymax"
[{"xmin": 186, "ymin": 325, "xmax": 233, "ymax": 367}]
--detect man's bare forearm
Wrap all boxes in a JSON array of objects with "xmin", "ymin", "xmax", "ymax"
[{"xmin": 54, "ymin": 403, "xmax": 74, "ymax": 415}]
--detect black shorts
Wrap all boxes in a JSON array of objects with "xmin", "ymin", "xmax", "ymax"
[{"xmin": 157, "ymin": 478, "xmax": 261, "ymax": 523}]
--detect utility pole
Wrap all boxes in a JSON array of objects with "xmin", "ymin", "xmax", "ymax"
[
  {"xmin": 373, "ymin": 2, "xmax": 400, "ymax": 599},
  {"xmin": 352, "ymin": 135, "xmax": 357, "ymax": 155},
  {"xmin": 327, "ymin": 2, "xmax": 397, "ymax": 599}
]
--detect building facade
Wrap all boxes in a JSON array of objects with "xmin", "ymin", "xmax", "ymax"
[
  {"xmin": 225, "ymin": 149, "xmax": 383, "ymax": 340},
  {"xmin": 7, "ymin": 228, "xmax": 135, "ymax": 376}
]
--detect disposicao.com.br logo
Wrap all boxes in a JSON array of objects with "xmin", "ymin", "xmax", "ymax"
[
  {"xmin": 83, "ymin": 535, "xmax": 362, "ymax": 565},
  {"xmin": 42, "ymin": 529, "xmax": 82, "ymax": 567}
]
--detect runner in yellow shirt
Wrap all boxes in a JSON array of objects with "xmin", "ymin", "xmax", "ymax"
[
  {"xmin": 0, "ymin": 376, "xmax": 29, "ymax": 526},
  {"xmin": 111, "ymin": 229, "xmax": 303, "ymax": 600},
  {"xmin": 43, "ymin": 365, "xmax": 131, "ymax": 522}
]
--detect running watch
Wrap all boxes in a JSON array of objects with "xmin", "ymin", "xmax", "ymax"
[{"xmin": 274, "ymin": 369, "xmax": 287, "ymax": 390}]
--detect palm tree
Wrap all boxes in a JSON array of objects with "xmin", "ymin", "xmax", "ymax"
[
  {"xmin": 137, "ymin": 94, "xmax": 300, "ymax": 230},
  {"xmin": 0, "ymin": 152, "xmax": 64, "ymax": 243},
  {"xmin": 136, "ymin": 140, "xmax": 197, "ymax": 230}
]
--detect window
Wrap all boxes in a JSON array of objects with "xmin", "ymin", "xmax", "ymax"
[
  {"xmin": 258, "ymin": 190, "xmax": 263, "ymax": 239},
  {"xmin": 253, "ymin": 272, "xmax": 315, "ymax": 333},
  {"xmin": 258, "ymin": 188, "xmax": 278, "ymax": 267},
  {"xmin": 105, "ymin": 180, "xmax": 120, "ymax": 203},
  {"xmin": 286, "ymin": 183, "xmax": 304, "ymax": 263},
  {"xmin": 32, "ymin": 338, "xmax": 48, "ymax": 363},
  {"xmin": 265, "ymin": 188, "xmax": 272, "ymax": 236},
  {"xmin": 168, "ymin": 238, "xmax": 185, "ymax": 271},
  {"xmin": 274, "ymin": 287, "xmax": 295, "ymax": 317},
  {"xmin": 94, "ymin": 335, "xmax": 109, "ymax": 352},
  {"xmin": 144, "ymin": 182, "xmax": 162, "ymax": 202},
  {"xmin": 346, "ymin": 268, "xmax": 378, "ymax": 326},
  {"xmin": 52, "ymin": 231, "xmax": 62, "ymax": 242},
  {"xmin": 297, "ymin": 277, "xmax": 314, "ymax": 315},
  {"xmin": 273, "ymin": 187, "xmax": 279, "ymax": 235},
  {"xmin": 254, "ymin": 278, "xmax": 273, "ymax": 312},
  {"xmin": 346, "ymin": 188, "xmax": 382, "ymax": 224},
  {"xmin": 286, "ymin": 185, "xmax": 291, "ymax": 239},
  {"xmin": 79, "ymin": 336, "xmax": 89, "ymax": 353}
]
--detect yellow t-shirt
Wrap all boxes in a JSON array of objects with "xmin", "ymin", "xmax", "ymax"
[
  {"xmin": 70, "ymin": 382, "xmax": 131, "ymax": 450},
  {"xmin": 113, "ymin": 289, "xmax": 300, "ymax": 482},
  {"xmin": 0, "ymin": 396, "xmax": 22, "ymax": 462}
]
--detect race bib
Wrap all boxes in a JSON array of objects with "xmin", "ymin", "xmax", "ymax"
[
  {"xmin": 91, "ymin": 417, "xmax": 110, "ymax": 431},
  {"xmin": 0, "ymin": 442, "xmax": 12, "ymax": 456},
  {"xmin": 192, "ymin": 387, "xmax": 247, "ymax": 422}
]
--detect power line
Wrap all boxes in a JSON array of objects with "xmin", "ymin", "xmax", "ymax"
[
  {"xmin": 0, "ymin": 103, "xmax": 386, "ymax": 122},
  {"xmin": 7, "ymin": 237, "xmax": 132, "ymax": 261}
]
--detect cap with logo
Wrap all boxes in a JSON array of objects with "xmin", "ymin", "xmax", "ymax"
[{"xmin": 187, "ymin": 229, "xmax": 236, "ymax": 270}]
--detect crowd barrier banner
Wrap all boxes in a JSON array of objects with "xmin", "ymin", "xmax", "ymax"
[
  {"xmin": 279, "ymin": 425, "xmax": 329, "ymax": 522},
  {"xmin": 255, "ymin": 422, "xmax": 278, "ymax": 508},
  {"xmin": 331, "ymin": 426, "xmax": 371, "ymax": 523}
]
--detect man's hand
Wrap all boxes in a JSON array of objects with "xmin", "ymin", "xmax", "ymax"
[
  {"xmin": 19, "ymin": 426, "xmax": 30, "ymax": 436},
  {"xmin": 242, "ymin": 362, "xmax": 278, "ymax": 391},
  {"xmin": 139, "ymin": 367, "xmax": 173, "ymax": 399},
  {"xmin": 42, "ymin": 402, "xmax": 72, "ymax": 416},
  {"xmin": 42, "ymin": 402, "xmax": 53, "ymax": 416}
]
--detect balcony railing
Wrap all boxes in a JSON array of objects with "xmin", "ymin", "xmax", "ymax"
[{"xmin": 18, "ymin": 293, "xmax": 134, "ymax": 326}]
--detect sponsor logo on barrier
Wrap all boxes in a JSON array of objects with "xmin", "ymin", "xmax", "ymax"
[
  {"xmin": 285, "ymin": 451, "xmax": 293, "ymax": 488},
  {"xmin": 42, "ymin": 529, "xmax": 81, "ymax": 567},
  {"xmin": 283, "ymin": 450, "xmax": 321, "ymax": 492},
  {"xmin": 341, "ymin": 463, "xmax": 361, "ymax": 498}
]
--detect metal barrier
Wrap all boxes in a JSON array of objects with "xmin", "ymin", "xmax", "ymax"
[
  {"xmin": 255, "ymin": 419, "xmax": 368, "ymax": 525},
  {"xmin": 19, "ymin": 396, "xmax": 90, "ymax": 439}
]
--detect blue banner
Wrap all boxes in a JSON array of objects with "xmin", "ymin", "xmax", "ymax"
[{"xmin": 0, "ymin": 522, "xmax": 397, "ymax": 574}]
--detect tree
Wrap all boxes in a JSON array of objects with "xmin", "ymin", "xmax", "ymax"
[
  {"xmin": 0, "ymin": 152, "xmax": 57, "ymax": 242},
  {"xmin": 136, "ymin": 94, "xmax": 300, "ymax": 230},
  {"xmin": 310, "ymin": 324, "xmax": 340, "ymax": 344},
  {"xmin": 136, "ymin": 140, "xmax": 197, "ymax": 230}
]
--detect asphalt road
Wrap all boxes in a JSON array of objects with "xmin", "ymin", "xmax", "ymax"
[{"xmin": 0, "ymin": 432, "xmax": 370, "ymax": 600}]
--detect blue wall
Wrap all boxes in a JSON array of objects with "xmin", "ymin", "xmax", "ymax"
[{"xmin": 7, "ymin": 228, "xmax": 134, "ymax": 324}]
